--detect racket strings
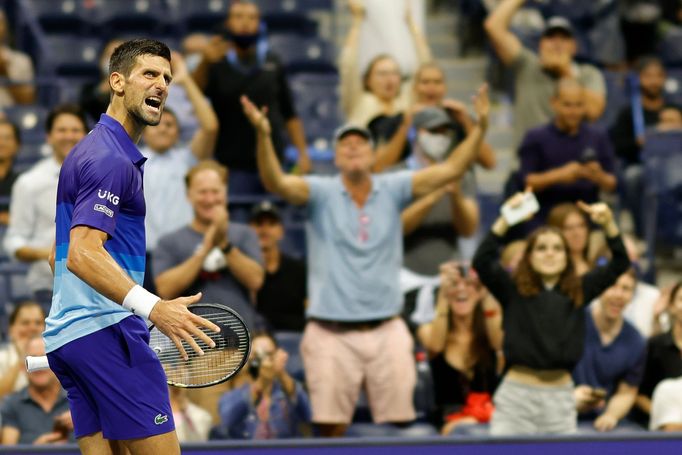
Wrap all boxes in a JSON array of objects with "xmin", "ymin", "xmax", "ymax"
[{"xmin": 149, "ymin": 309, "xmax": 249, "ymax": 387}]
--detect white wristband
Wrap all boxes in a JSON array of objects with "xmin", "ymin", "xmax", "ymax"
[{"xmin": 122, "ymin": 285, "xmax": 159, "ymax": 319}]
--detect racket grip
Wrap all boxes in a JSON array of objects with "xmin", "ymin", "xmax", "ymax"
[{"xmin": 26, "ymin": 355, "xmax": 50, "ymax": 373}]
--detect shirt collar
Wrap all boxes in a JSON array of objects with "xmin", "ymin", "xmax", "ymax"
[
  {"xmin": 98, "ymin": 114, "xmax": 147, "ymax": 168},
  {"xmin": 338, "ymin": 174, "xmax": 379, "ymax": 196},
  {"xmin": 549, "ymin": 121, "xmax": 586, "ymax": 138},
  {"xmin": 19, "ymin": 386, "xmax": 68, "ymax": 405}
]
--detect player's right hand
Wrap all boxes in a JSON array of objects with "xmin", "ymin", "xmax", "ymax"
[{"xmin": 149, "ymin": 292, "xmax": 221, "ymax": 361}]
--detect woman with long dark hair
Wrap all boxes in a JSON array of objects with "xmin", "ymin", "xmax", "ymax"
[
  {"xmin": 417, "ymin": 262, "xmax": 501, "ymax": 434},
  {"xmin": 547, "ymin": 202, "xmax": 592, "ymax": 276},
  {"xmin": 472, "ymin": 195, "xmax": 630, "ymax": 435}
]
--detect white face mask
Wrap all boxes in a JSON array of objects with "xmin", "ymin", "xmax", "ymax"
[{"xmin": 417, "ymin": 131, "xmax": 452, "ymax": 162}]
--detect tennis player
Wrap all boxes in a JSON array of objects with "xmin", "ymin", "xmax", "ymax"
[{"xmin": 43, "ymin": 39, "xmax": 220, "ymax": 455}]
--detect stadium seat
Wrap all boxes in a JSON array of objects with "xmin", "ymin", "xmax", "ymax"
[
  {"xmin": 4, "ymin": 105, "xmax": 49, "ymax": 145},
  {"xmin": 262, "ymin": 12, "xmax": 317, "ymax": 36},
  {"xmin": 90, "ymin": 0, "xmax": 170, "ymax": 36},
  {"xmin": 24, "ymin": 0, "xmax": 92, "ymax": 34},
  {"xmin": 268, "ymin": 34, "xmax": 335, "ymax": 73},
  {"xmin": 289, "ymin": 73, "xmax": 342, "ymax": 144},
  {"xmin": 167, "ymin": 0, "xmax": 229, "ymax": 32},
  {"xmin": 273, "ymin": 331, "xmax": 304, "ymax": 382},
  {"xmin": 596, "ymin": 70, "xmax": 631, "ymax": 131},
  {"xmin": 42, "ymin": 35, "xmax": 102, "ymax": 78},
  {"xmin": 0, "ymin": 262, "xmax": 32, "ymax": 304},
  {"xmin": 659, "ymin": 26, "xmax": 682, "ymax": 68},
  {"xmin": 641, "ymin": 131, "xmax": 682, "ymax": 265},
  {"xmin": 665, "ymin": 69, "xmax": 682, "ymax": 106}
]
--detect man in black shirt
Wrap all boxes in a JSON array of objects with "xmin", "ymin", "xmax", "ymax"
[
  {"xmin": 192, "ymin": 1, "xmax": 310, "ymax": 195},
  {"xmin": 0, "ymin": 119, "xmax": 19, "ymax": 226},
  {"xmin": 250, "ymin": 201, "xmax": 307, "ymax": 332}
]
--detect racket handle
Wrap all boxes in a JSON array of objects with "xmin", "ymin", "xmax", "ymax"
[{"xmin": 26, "ymin": 355, "xmax": 50, "ymax": 373}]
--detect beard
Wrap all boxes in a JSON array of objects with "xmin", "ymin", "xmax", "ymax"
[{"xmin": 126, "ymin": 97, "xmax": 163, "ymax": 127}]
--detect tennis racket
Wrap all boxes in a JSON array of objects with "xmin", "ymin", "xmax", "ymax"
[{"xmin": 26, "ymin": 303, "xmax": 251, "ymax": 389}]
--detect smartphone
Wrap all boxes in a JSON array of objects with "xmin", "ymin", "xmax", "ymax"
[{"xmin": 501, "ymin": 192, "xmax": 540, "ymax": 226}]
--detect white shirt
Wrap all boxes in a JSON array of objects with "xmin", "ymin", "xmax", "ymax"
[
  {"xmin": 4, "ymin": 156, "xmax": 61, "ymax": 293},
  {"xmin": 173, "ymin": 402, "xmax": 212, "ymax": 442},
  {"xmin": 650, "ymin": 376, "xmax": 682, "ymax": 430},
  {"xmin": 623, "ymin": 282, "xmax": 661, "ymax": 338},
  {"xmin": 0, "ymin": 46, "xmax": 35, "ymax": 110},
  {"xmin": 140, "ymin": 145, "xmax": 196, "ymax": 251},
  {"xmin": 0, "ymin": 343, "xmax": 28, "ymax": 393}
]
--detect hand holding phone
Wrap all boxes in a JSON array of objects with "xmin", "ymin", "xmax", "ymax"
[{"xmin": 501, "ymin": 191, "xmax": 540, "ymax": 226}]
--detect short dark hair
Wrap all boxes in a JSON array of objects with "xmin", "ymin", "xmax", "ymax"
[
  {"xmin": 635, "ymin": 55, "xmax": 664, "ymax": 75},
  {"xmin": 109, "ymin": 38, "xmax": 171, "ymax": 78},
  {"xmin": 46, "ymin": 104, "xmax": 88, "ymax": 133},
  {"xmin": 0, "ymin": 119, "xmax": 21, "ymax": 145},
  {"xmin": 9, "ymin": 301, "xmax": 45, "ymax": 326}
]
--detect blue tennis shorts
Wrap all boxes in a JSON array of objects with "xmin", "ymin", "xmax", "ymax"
[{"xmin": 47, "ymin": 315, "xmax": 175, "ymax": 440}]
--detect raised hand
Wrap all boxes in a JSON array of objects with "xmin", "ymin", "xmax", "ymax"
[
  {"xmin": 149, "ymin": 292, "xmax": 221, "ymax": 361},
  {"xmin": 348, "ymin": 0, "xmax": 365, "ymax": 19},
  {"xmin": 170, "ymin": 51, "xmax": 189, "ymax": 84},
  {"xmin": 240, "ymin": 95, "xmax": 271, "ymax": 136},
  {"xmin": 577, "ymin": 201, "xmax": 613, "ymax": 227}
]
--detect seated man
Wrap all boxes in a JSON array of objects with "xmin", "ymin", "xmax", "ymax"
[
  {"xmin": 250, "ymin": 201, "xmax": 307, "ymax": 332},
  {"xmin": 0, "ymin": 337, "xmax": 72, "ymax": 445},
  {"xmin": 0, "ymin": 119, "xmax": 20, "ymax": 225},
  {"xmin": 3, "ymin": 104, "xmax": 88, "ymax": 303},
  {"xmin": 216, "ymin": 332, "xmax": 311, "ymax": 439},
  {"xmin": 519, "ymin": 79, "xmax": 616, "ymax": 231},
  {"xmin": 153, "ymin": 161, "xmax": 265, "ymax": 423},
  {"xmin": 650, "ymin": 376, "xmax": 682, "ymax": 432},
  {"xmin": 573, "ymin": 270, "xmax": 647, "ymax": 432},
  {"xmin": 0, "ymin": 8, "xmax": 35, "ymax": 108}
]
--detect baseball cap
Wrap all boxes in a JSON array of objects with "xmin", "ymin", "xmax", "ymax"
[
  {"xmin": 332, "ymin": 124, "xmax": 373, "ymax": 148},
  {"xmin": 249, "ymin": 200, "xmax": 281, "ymax": 223},
  {"xmin": 413, "ymin": 107, "xmax": 454, "ymax": 131},
  {"xmin": 543, "ymin": 17, "xmax": 574, "ymax": 37}
]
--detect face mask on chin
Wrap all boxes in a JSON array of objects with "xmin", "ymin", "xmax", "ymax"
[{"xmin": 417, "ymin": 131, "xmax": 452, "ymax": 162}]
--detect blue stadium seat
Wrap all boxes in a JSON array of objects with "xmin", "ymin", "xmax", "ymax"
[
  {"xmin": 90, "ymin": 0, "xmax": 170, "ymax": 36},
  {"xmin": 24, "ymin": 0, "xmax": 92, "ymax": 34},
  {"xmin": 257, "ymin": 0, "xmax": 333, "ymax": 14},
  {"xmin": 167, "ymin": 0, "xmax": 229, "ymax": 32},
  {"xmin": 262, "ymin": 12, "xmax": 317, "ymax": 36},
  {"xmin": 289, "ymin": 73, "xmax": 342, "ymax": 143},
  {"xmin": 665, "ymin": 69, "xmax": 682, "ymax": 106},
  {"xmin": 596, "ymin": 70, "xmax": 631, "ymax": 131},
  {"xmin": 14, "ymin": 143, "xmax": 45, "ymax": 170},
  {"xmin": 0, "ymin": 262, "xmax": 32, "ymax": 304},
  {"xmin": 273, "ymin": 331, "xmax": 304, "ymax": 382},
  {"xmin": 659, "ymin": 26, "xmax": 682, "ymax": 67},
  {"xmin": 641, "ymin": 131, "xmax": 682, "ymax": 264},
  {"xmin": 42, "ymin": 35, "xmax": 102, "ymax": 78},
  {"xmin": 4, "ymin": 105, "xmax": 49, "ymax": 145},
  {"xmin": 268, "ymin": 34, "xmax": 335, "ymax": 73}
]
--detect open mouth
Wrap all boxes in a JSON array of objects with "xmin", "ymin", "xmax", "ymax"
[{"xmin": 145, "ymin": 96, "xmax": 162, "ymax": 112}]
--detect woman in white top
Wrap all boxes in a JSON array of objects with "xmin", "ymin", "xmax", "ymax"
[{"xmin": 0, "ymin": 301, "xmax": 45, "ymax": 398}]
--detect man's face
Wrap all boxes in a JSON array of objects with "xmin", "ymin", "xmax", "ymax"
[
  {"xmin": 9, "ymin": 305, "xmax": 44, "ymax": 345},
  {"xmin": 600, "ymin": 273, "xmax": 636, "ymax": 320},
  {"xmin": 187, "ymin": 169, "xmax": 227, "ymax": 225},
  {"xmin": 334, "ymin": 133, "xmax": 374, "ymax": 176},
  {"xmin": 0, "ymin": 123, "xmax": 19, "ymax": 162},
  {"xmin": 119, "ymin": 54, "xmax": 172, "ymax": 127},
  {"xmin": 142, "ymin": 111, "xmax": 179, "ymax": 153},
  {"xmin": 639, "ymin": 63, "xmax": 666, "ymax": 99},
  {"xmin": 552, "ymin": 85, "xmax": 586, "ymax": 132},
  {"xmin": 250, "ymin": 217, "xmax": 284, "ymax": 252},
  {"xmin": 539, "ymin": 32, "xmax": 577, "ymax": 65},
  {"xmin": 414, "ymin": 67, "xmax": 446, "ymax": 106},
  {"xmin": 227, "ymin": 3, "xmax": 260, "ymax": 35},
  {"xmin": 47, "ymin": 113, "xmax": 87, "ymax": 162}
]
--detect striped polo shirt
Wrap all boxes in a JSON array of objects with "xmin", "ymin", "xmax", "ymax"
[{"xmin": 44, "ymin": 114, "xmax": 148, "ymax": 353}]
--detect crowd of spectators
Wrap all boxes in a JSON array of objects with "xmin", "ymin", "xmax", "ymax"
[{"xmin": 0, "ymin": 0, "xmax": 681, "ymax": 446}]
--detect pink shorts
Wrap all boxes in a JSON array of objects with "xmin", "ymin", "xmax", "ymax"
[{"xmin": 301, "ymin": 317, "xmax": 416, "ymax": 424}]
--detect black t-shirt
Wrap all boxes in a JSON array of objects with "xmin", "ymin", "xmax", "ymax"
[
  {"xmin": 256, "ymin": 255, "xmax": 307, "ymax": 332},
  {"xmin": 205, "ymin": 52, "xmax": 296, "ymax": 172},
  {"xmin": 0, "ymin": 169, "xmax": 17, "ymax": 213},
  {"xmin": 472, "ymin": 232, "xmax": 630, "ymax": 371},
  {"xmin": 640, "ymin": 331, "xmax": 682, "ymax": 398},
  {"xmin": 609, "ymin": 105, "xmax": 664, "ymax": 166}
]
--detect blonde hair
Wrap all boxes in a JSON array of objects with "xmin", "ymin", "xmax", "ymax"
[{"xmin": 184, "ymin": 160, "xmax": 229, "ymax": 188}]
